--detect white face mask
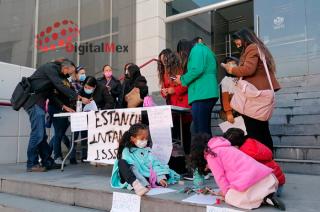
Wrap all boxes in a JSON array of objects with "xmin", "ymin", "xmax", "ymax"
[{"xmin": 135, "ymin": 139, "xmax": 148, "ymax": 148}]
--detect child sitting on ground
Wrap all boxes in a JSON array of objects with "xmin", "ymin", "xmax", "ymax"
[
  {"xmin": 223, "ymin": 128, "xmax": 286, "ymax": 196},
  {"xmin": 190, "ymin": 133, "xmax": 285, "ymax": 210},
  {"xmin": 219, "ymin": 56, "xmax": 239, "ymax": 123},
  {"xmin": 110, "ymin": 123, "xmax": 180, "ymax": 196}
]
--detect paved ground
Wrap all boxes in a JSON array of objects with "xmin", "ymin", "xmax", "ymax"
[{"xmin": 0, "ymin": 163, "xmax": 319, "ymax": 212}]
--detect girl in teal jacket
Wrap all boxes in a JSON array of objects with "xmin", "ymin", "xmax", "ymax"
[{"xmin": 110, "ymin": 123, "xmax": 180, "ymax": 196}]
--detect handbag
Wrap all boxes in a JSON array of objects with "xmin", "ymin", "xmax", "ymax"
[
  {"xmin": 125, "ymin": 87, "xmax": 143, "ymax": 108},
  {"xmin": 143, "ymin": 95, "xmax": 156, "ymax": 107},
  {"xmin": 230, "ymin": 47, "xmax": 275, "ymax": 121}
]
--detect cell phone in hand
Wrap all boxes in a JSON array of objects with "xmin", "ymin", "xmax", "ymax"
[{"xmin": 170, "ymin": 76, "xmax": 177, "ymax": 80}]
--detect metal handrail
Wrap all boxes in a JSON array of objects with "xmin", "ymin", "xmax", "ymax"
[{"xmin": 0, "ymin": 101, "xmax": 11, "ymax": 107}]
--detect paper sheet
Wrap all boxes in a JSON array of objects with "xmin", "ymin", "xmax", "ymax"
[
  {"xmin": 207, "ymin": 206, "xmax": 242, "ymax": 212},
  {"xmin": 182, "ymin": 194, "xmax": 217, "ymax": 205},
  {"xmin": 149, "ymin": 125, "xmax": 173, "ymax": 164},
  {"xmin": 111, "ymin": 192, "xmax": 141, "ymax": 212},
  {"xmin": 147, "ymin": 105, "xmax": 173, "ymax": 127},
  {"xmin": 83, "ymin": 100, "xmax": 98, "ymax": 112},
  {"xmin": 70, "ymin": 112, "xmax": 88, "ymax": 132},
  {"xmin": 146, "ymin": 188, "xmax": 176, "ymax": 196},
  {"xmin": 218, "ymin": 116, "xmax": 247, "ymax": 135}
]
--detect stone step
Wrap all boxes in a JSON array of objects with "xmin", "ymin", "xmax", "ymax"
[
  {"xmin": 0, "ymin": 193, "xmax": 103, "ymax": 212},
  {"xmin": 274, "ymin": 145, "xmax": 320, "ymax": 161},
  {"xmin": 275, "ymin": 159, "xmax": 320, "ymax": 175},
  {"xmin": 272, "ymin": 135, "xmax": 320, "ymax": 146},
  {"xmin": 269, "ymin": 124, "xmax": 320, "ymax": 136}
]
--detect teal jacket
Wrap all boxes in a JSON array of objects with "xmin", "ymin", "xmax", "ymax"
[
  {"xmin": 181, "ymin": 43, "xmax": 219, "ymax": 104},
  {"xmin": 110, "ymin": 147, "xmax": 180, "ymax": 189}
]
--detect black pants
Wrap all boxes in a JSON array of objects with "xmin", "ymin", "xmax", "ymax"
[
  {"xmin": 242, "ymin": 115, "xmax": 274, "ymax": 151},
  {"xmin": 118, "ymin": 159, "xmax": 136, "ymax": 185}
]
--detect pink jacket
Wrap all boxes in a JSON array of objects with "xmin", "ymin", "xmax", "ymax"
[{"xmin": 206, "ymin": 137, "xmax": 273, "ymax": 196}]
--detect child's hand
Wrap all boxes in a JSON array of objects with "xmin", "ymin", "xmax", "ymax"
[{"xmin": 159, "ymin": 179, "xmax": 168, "ymax": 188}]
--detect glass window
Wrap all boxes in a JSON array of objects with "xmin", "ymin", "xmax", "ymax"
[
  {"xmin": 306, "ymin": 0, "xmax": 320, "ymax": 74},
  {"xmin": 167, "ymin": 0, "xmax": 226, "ymax": 16},
  {"xmin": 37, "ymin": 0, "xmax": 78, "ymax": 66},
  {"xmin": 0, "ymin": 0, "xmax": 35, "ymax": 67},
  {"xmin": 80, "ymin": 0, "xmax": 111, "ymax": 41},
  {"xmin": 79, "ymin": 38, "xmax": 112, "ymax": 77},
  {"xmin": 254, "ymin": 0, "xmax": 308, "ymax": 77}
]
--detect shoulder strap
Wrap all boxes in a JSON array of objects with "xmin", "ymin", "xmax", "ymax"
[{"xmin": 257, "ymin": 47, "xmax": 274, "ymax": 92}]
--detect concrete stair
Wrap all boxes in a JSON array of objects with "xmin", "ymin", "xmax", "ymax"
[{"xmin": 211, "ymin": 74, "xmax": 320, "ymax": 175}]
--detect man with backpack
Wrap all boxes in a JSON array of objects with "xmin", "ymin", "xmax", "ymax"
[{"xmin": 16, "ymin": 59, "xmax": 83, "ymax": 172}]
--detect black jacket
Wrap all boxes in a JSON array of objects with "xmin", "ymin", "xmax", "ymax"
[
  {"xmin": 120, "ymin": 76, "xmax": 148, "ymax": 108},
  {"xmin": 78, "ymin": 83, "xmax": 114, "ymax": 110},
  {"xmin": 23, "ymin": 62, "xmax": 77, "ymax": 110},
  {"xmin": 49, "ymin": 78, "xmax": 76, "ymax": 112},
  {"xmin": 97, "ymin": 76, "xmax": 122, "ymax": 108}
]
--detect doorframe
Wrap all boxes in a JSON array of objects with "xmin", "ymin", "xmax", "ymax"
[{"xmin": 165, "ymin": 0, "xmax": 249, "ymax": 23}]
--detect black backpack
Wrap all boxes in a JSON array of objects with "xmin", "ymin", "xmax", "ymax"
[{"xmin": 10, "ymin": 77, "xmax": 34, "ymax": 111}]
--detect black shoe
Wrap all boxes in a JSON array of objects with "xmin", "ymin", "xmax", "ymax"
[
  {"xmin": 70, "ymin": 158, "xmax": 78, "ymax": 165},
  {"xmin": 264, "ymin": 193, "xmax": 286, "ymax": 211},
  {"xmin": 46, "ymin": 162, "xmax": 61, "ymax": 170}
]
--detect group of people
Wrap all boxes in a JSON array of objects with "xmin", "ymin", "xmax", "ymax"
[
  {"xmin": 21, "ymin": 27, "xmax": 286, "ymax": 210},
  {"xmin": 111, "ymin": 28, "xmax": 286, "ymax": 211},
  {"xmin": 22, "ymin": 57, "xmax": 149, "ymax": 171}
]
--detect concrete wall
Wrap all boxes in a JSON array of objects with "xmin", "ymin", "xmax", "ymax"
[
  {"xmin": 135, "ymin": 0, "xmax": 166, "ymax": 93},
  {"xmin": 0, "ymin": 62, "xmax": 34, "ymax": 164}
]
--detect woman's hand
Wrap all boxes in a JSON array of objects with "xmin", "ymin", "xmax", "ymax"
[
  {"xmin": 159, "ymin": 179, "xmax": 168, "ymax": 188},
  {"xmin": 167, "ymin": 87, "xmax": 175, "ymax": 95},
  {"xmin": 174, "ymin": 75, "xmax": 181, "ymax": 85},
  {"xmin": 161, "ymin": 88, "xmax": 168, "ymax": 97},
  {"xmin": 62, "ymin": 105, "xmax": 75, "ymax": 113},
  {"xmin": 226, "ymin": 111, "xmax": 235, "ymax": 123}
]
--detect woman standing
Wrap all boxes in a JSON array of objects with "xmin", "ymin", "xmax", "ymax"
[
  {"xmin": 158, "ymin": 48, "xmax": 192, "ymax": 173},
  {"xmin": 97, "ymin": 65, "xmax": 122, "ymax": 108},
  {"xmin": 175, "ymin": 39, "xmax": 219, "ymax": 137},
  {"xmin": 222, "ymin": 28, "xmax": 281, "ymax": 151}
]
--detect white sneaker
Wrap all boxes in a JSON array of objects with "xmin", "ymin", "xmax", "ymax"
[
  {"xmin": 204, "ymin": 173, "xmax": 212, "ymax": 180},
  {"xmin": 54, "ymin": 157, "xmax": 63, "ymax": 165},
  {"xmin": 132, "ymin": 179, "xmax": 149, "ymax": 196}
]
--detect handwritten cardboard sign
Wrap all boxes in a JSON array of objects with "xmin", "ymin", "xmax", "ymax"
[{"xmin": 86, "ymin": 108, "xmax": 142, "ymax": 164}]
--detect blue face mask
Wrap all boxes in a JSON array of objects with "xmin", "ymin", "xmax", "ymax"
[
  {"xmin": 84, "ymin": 88, "xmax": 94, "ymax": 95},
  {"xmin": 79, "ymin": 74, "xmax": 86, "ymax": 82}
]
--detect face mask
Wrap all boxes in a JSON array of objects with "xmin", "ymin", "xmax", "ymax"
[
  {"xmin": 79, "ymin": 74, "xmax": 86, "ymax": 82},
  {"xmin": 104, "ymin": 72, "xmax": 113, "ymax": 78},
  {"xmin": 135, "ymin": 139, "xmax": 148, "ymax": 148},
  {"xmin": 84, "ymin": 88, "xmax": 94, "ymax": 95}
]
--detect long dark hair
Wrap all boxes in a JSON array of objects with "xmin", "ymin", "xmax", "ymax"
[
  {"xmin": 223, "ymin": 128, "xmax": 246, "ymax": 147},
  {"xmin": 117, "ymin": 123, "xmax": 149, "ymax": 159},
  {"xmin": 177, "ymin": 39, "xmax": 194, "ymax": 73},
  {"xmin": 83, "ymin": 76, "xmax": 97, "ymax": 87},
  {"xmin": 232, "ymin": 28, "xmax": 276, "ymax": 72},
  {"xmin": 190, "ymin": 133, "xmax": 216, "ymax": 175},
  {"xmin": 123, "ymin": 62, "xmax": 134, "ymax": 79},
  {"xmin": 158, "ymin": 48, "xmax": 180, "ymax": 85}
]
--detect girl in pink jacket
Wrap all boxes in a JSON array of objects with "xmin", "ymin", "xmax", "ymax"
[{"xmin": 190, "ymin": 134, "xmax": 285, "ymax": 210}]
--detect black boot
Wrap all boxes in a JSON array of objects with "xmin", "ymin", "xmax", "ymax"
[{"xmin": 264, "ymin": 193, "xmax": 286, "ymax": 211}]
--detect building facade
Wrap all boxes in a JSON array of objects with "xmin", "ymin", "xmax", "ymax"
[{"xmin": 0, "ymin": 0, "xmax": 320, "ymax": 166}]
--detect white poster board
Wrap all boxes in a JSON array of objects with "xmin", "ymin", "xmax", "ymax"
[
  {"xmin": 207, "ymin": 206, "xmax": 242, "ymax": 212},
  {"xmin": 70, "ymin": 112, "xmax": 88, "ymax": 132},
  {"xmin": 86, "ymin": 108, "xmax": 142, "ymax": 164},
  {"xmin": 147, "ymin": 106, "xmax": 173, "ymax": 164},
  {"xmin": 111, "ymin": 192, "xmax": 141, "ymax": 212}
]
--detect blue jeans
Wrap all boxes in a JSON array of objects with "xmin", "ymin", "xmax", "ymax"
[
  {"xmin": 48, "ymin": 105, "xmax": 71, "ymax": 160},
  {"xmin": 191, "ymin": 98, "xmax": 218, "ymax": 137},
  {"xmin": 26, "ymin": 104, "xmax": 54, "ymax": 169}
]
